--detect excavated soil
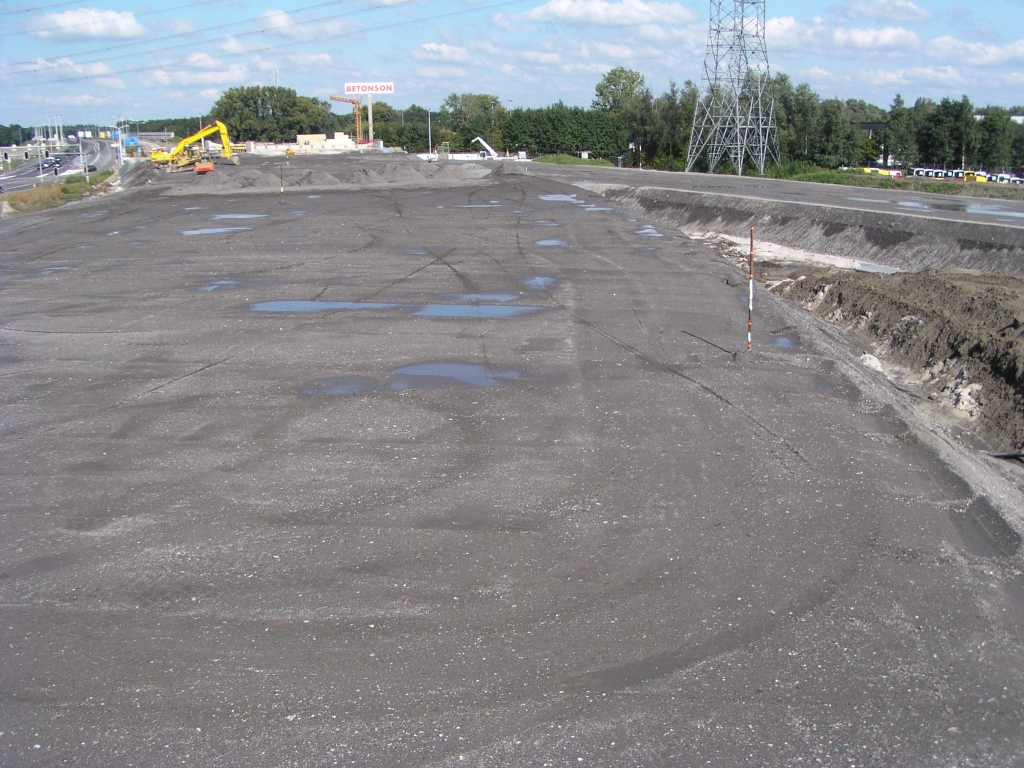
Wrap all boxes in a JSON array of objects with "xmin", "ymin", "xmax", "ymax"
[{"xmin": 764, "ymin": 263, "xmax": 1024, "ymax": 451}]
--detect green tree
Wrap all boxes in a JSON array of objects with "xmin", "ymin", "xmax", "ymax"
[
  {"xmin": 917, "ymin": 96, "xmax": 975, "ymax": 168},
  {"xmin": 210, "ymin": 86, "xmax": 333, "ymax": 142},
  {"xmin": 592, "ymin": 68, "xmax": 652, "ymax": 165},
  {"xmin": 886, "ymin": 94, "xmax": 919, "ymax": 169},
  {"xmin": 976, "ymin": 107, "xmax": 1015, "ymax": 171},
  {"xmin": 439, "ymin": 93, "xmax": 503, "ymax": 150},
  {"xmin": 815, "ymin": 99, "xmax": 862, "ymax": 167}
]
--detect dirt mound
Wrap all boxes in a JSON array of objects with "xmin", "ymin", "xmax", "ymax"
[
  {"xmin": 195, "ymin": 167, "xmax": 343, "ymax": 190},
  {"xmin": 349, "ymin": 162, "xmax": 492, "ymax": 185},
  {"xmin": 491, "ymin": 162, "xmax": 531, "ymax": 176},
  {"xmin": 770, "ymin": 267, "xmax": 1024, "ymax": 451}
]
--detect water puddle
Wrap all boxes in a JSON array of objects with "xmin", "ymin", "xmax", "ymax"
[
  {"xmin": 183, "ymin": 206, "xmax": 204, "ymax": 211},
  {"xmin": 521, "ymin": 276, "xmax": 555, "ymax": 290},
  {"xmin": 532, "ymin": 220, "xmax": 561, "ymax": 226},
  {"xmin": 539, "ymin": 193, "xmax": 584, "ymax": 203},
  {"xmin": 80, "ymin": 211, "xmax": 108, "ymax": 217},
  {"xmin": 390, "ymin": 362, "xmax": 520, "ymax": 388},
  {"xmin": 402, "ymin": 248, "xmax": 429, "ymax": 256},
  {"xmin": 251, "ymin": 300, "xmax": 400, "ymax": 312},
  {"xmin": 770, "ymin": 336, "xmax": 794, "ymax": 349},
  {"xmin": 77, "ymin": 245, "xmax": 94, "ymax": 249},
  {"xmin": 290, "ymin": 210, "xmax": 307, "ymax": 215},
  {"xmin": 211, "ymin": 213, "xmax": 267, "ymax": 219},
  {"xmin": 635, "ymin": 225, "xmax": 663, "ymax": 237},
  {"xmin": 301, "ymin": 377, "xmax": 379, "ymax": 396},
  {"xmin": 413, "ymin": 304, "xmax": 544, "ymax": 318},
  {"xmin": 535, "ymin": 239, "xmax": 567, "ymax": 247},
  {"xmin": 198, "ymin": 279, "xmax": 241, "ymax": 292},
  {"xmin": 849, "ymin": 196, "xmax": 1024, "ymax": 220},
  {"xmin": 458, "ymin": 203, "xmax": 503, "ymax": 208},
  {"xmin": 440, "ymin": 293, "xmax": 519, "ymax": 303},
  {"xmin": 582, "ymin": 205, "xmax": 613, "ymax": 211},
  {"xmin": 107, "ymin": 231, "xmax": 120, "ymax": 236},
  {"xmin": 182, "ymin": 227, "xmax": 253, "ymax": 236},
  {"xmin": 308, "ymin": 195, "xmax": 321, "ymax": 199}
]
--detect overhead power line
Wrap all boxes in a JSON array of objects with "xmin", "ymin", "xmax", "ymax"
[
  {"xmin": 0, "ymin": 0, "xmax": 533, "ymax": 89},
  {"xmin": 0, "ymin": 0, "xmax": 96, "ymax": 18},
  {"xmin": 0, "ymin": 0, "xmax": 219, "ymax": 40},
  {"xmin": 1, "ymin": 0, "xmax": 367, "ymax": 71}
]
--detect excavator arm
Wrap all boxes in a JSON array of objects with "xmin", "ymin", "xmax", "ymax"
[{"xmin": 151, "ymin": 120, "xmax": 233, "ymax": 164}]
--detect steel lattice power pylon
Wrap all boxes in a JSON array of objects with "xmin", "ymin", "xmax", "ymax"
[{"xmin": 686, "ymin": 0, "xmax": 781, "ymax": 176}]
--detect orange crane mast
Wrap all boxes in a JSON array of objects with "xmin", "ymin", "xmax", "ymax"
[{"xmin": 330, "ymin": 95, "xmax": 363, "ymax": 142}]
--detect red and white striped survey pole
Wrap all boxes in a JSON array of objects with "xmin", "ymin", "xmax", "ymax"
[{"xmin": 747, "ymin": 226, "xmax": 755, "ymax": 351}]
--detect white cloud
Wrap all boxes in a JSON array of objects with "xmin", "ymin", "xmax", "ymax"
[
  {"xmin": 162, "ymin": 18, "xmax": 198, "ymax": 35},
  {"xmin": 31, "ymin": 8, "xmax": 147, "ymax": 40},
  {"xmin": 253, "ymin": 9, "xmax": 346, "ymax": 41},
  {"xmin": 591, "ymin": 42, "xmax": 632, "ymax": 59},
  {"xmin": 415, "ymin": 64, "xmax": 468, "ymax": 79},
  {"xmin": 519, "ymin": 0, "xmax": 696, "ymax": 27},
  {"xmin": 844, "ymin": 0, "xmax": 931, "ymax": 23},
  {"xmin": 186, "ymin": 52, "xmax": 222, "ymax": 69},
  {"xmin": 832, "ymin": 25, "xmax": 918, "ymax": 50},
  {"xmin": 926, "ymin": 36, "xmax": 1024, "ymax": 67},
  {"xmin": 152, "ymin": 64, "xmax": 249, "ymax": 87},
  {"xmin": 520, "ymin": 50, "xmax": 562, "ymax": 65},
  {"xmin": 412, "ymin": 42, "xmax": 469, "ymax": 62},
  {"xmin": 290, "ymin": 53, "xmax": 332, "ymax": 67},
  {"xmin": 2, "ymin": 56, "xmax": 116, "ymax": 78},
  {"xmin": 199, "ymin": 88, "xmax": 220, "ymax": 100},
  {"xmin": 470, "ymin": 41, "xmax": 501, "ymax": 55},
  {"xmin": 767, "ymin": 16, "xmax": 919, "ymax": 55},
  {"xmin": 218, "ymin": 36, "xmax": 246, "ymax": 54}
]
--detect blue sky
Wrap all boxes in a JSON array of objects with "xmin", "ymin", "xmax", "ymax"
[{"xmin": 1, "ymin": 0, "xmax": 1022, "ymax": 125}]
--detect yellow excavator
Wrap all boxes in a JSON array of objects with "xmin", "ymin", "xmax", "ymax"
[
  {"xmin": 329, "ymin": 95, "xmax": 363, "ymax": 142},
  {"xmin": 150, "ymin": 120, "xmax": 235, "ymax": 170}
]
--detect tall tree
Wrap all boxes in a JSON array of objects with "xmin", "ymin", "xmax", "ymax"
[
  {"xmin": 815, "ymin": 99, "xmax": 861, "ymax": 167},
  {"xmin": 592, "ymin": 68, "xmax": 652, "ymax": 165},
  {"xmin": 977, "ymin": 107, "xmax": 1015, "ymax": 171},
  {"xmin": 886, "ymin": 94, "xmax": 918, "ymax": 169},
  {"xmin": 211, "ymin": 86, "xmax": 333, "ymax": 142}
]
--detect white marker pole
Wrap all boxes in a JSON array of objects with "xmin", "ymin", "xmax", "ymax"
[{"xmin": 747, "ymin": 226, "xmax": 755, "ymax": 351}]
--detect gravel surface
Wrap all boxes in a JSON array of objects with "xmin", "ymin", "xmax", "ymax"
[{"xmin": 2, "ymin": 155, "xmax": 1023, "ymax": 767}]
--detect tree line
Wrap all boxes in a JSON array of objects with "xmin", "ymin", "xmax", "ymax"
[{"xmin": 5, "ymin": 74, "xmax": 1022, "ymax": 173}]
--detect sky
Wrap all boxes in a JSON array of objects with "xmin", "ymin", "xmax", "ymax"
[{"xmin": 0, "ymin": 0, "xmax": 1022, "ymax": 126}]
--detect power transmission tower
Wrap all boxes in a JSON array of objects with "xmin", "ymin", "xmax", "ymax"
[{"xmin": 686, "ymin": 0, "xmax": 780, "ymax": 176}]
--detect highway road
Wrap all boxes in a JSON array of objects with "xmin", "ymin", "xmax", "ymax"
[
  {"xmin": 529, "ymin": 163, "xmax": 1024, "ymax": 229},
  {"xmin": 0, "ymin": 138, "xmax": 118, "ymax": 193},
  {"xmin": 1, "ymin": 155, "xmax": 1022, "ymax": 767}
]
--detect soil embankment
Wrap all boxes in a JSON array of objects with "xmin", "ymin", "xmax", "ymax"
[
  {"xmin": 771, "ymin": 267, "xmax": 1024, "ymax": 451},
  {"xmin": 584, "ymin": 183, "xmax": 1024, "ymax": 274},
  {"xmin": 584, "ymin": 182, "xmax": 1024, "ymax": 452}
]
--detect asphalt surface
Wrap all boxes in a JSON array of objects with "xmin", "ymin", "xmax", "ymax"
[
  {"xmin": 529, "ymin": 163, "xmax": 1024, "ymax": 229},
  {"xmin": 1, "ymin": 139, "xmax": 116, "ymax": 193},
  {"xmin": 2, "ymin": 155, "xmax": 1023, "ymax": 767}
]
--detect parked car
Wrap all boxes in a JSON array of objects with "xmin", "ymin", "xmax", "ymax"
[{"xmin": 87, "ymin": 165, "xmax": 97, "ymax": 172}]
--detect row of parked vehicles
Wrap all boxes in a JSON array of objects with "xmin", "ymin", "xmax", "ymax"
[{"xmin": 911, "ymin": 168, "xmax": 1024, "ymax": 184}]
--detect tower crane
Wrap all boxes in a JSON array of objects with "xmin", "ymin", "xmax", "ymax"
[{"xmin": 330, "ymin": 95, "xmax": 363, "ymax": 142}]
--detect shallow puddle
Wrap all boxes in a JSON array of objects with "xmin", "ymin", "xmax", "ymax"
[
  {"xmin": 211, "ymin": 214, "xmax": 267, "ymax": 219},
  {"xmin": 198, "ymin": 279, "xmax": 240, "ymax": 292},
  {"xmin": 308, "ymin": 195, "xmax": 321, "ymax": 198},
  {"xmin": 251, "ymin": 300, "xmax": 400, "ymax": 312},
  {"xmin": 635, "ymin": 225, "xmax": 663, "ymax": 237},
  {"xmin": 535, "ymin": 239, "xmax": 567, "ymax": 247},
  {"xmin": 440, "ymin": 293, "xmax": 519, "ymax": 303},
  {"xmin": 770, "ymin": 337, "xmax": 794, "ymax": 349},
  {"xmin": 413, "ymin": 304, "xmax": 544, "ymax": 318},
  {"xmin": 391, "ymin": 362, "xmax": 520, "ymax": 388},
  {"xmin": 522, "ymin": 276, "xmax": 555, "ymax": 290},
  {"xmin": 458, "ymin": 204, "xmax": 503, "ymax": 208},
  {"xmin": 532, "ymin": 220, "xmax": 561, "ymax": 226},
  {"xmin": 539, "ymin": 193, "xmax": 584, "ymax": 203},
  {"xmin": 183, "ymin": 206, "xmax": 204, "ymax": 211},
  {"xmin": 182, "ymin": 227, "xmax": 252, "ymax": 236}
]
